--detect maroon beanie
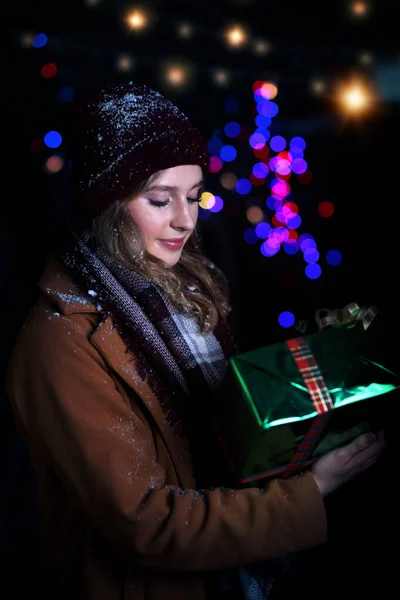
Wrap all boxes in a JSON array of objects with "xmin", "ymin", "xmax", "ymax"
[{"xmin": 69, "ymin": 81, "xmax": 209, "ymax": 221}]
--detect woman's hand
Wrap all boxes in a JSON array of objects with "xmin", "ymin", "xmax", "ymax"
[{"xmin": 310, "ymin": 431, "xmax": 386, "ymax": 497}]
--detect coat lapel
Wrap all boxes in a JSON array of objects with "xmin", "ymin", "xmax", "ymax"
[{"xmin": 39, "ymin": 253, "xmax": 196, "ymax": 487}]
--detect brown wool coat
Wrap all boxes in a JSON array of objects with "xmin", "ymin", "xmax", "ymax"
[{"xmin": 6, "ymin": 255, "xmax": 328, "ymax": 600}]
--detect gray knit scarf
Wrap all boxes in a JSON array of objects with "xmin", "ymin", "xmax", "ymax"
[{"xmin": 56, "ymin": 227, "xmax": 231, "ymax": 434}]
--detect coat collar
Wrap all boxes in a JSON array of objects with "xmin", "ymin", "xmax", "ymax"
[
  {"xmin": 39, "ymin": 254, "xmax": 99, "ymax": 315},
  {"xmin": 38, "ymin": 254, "xmax": 195, "ymax": 486}
]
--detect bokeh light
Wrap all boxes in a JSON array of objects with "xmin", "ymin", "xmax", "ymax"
[
  {"xmin": 220, "ymin": 172, "xmax": 237, "ymax": 189},
  {"xmin": 209, "ymin": 156, "xmax": 223, "ymax": 172},
  {"xmin": 305, "ymin": 263, "xmax": 322, "ymax": 279},
  {"xmin": 243, "ymin": 228, "xmax": 259, "ymax": 244},
  {"xmin": 32, "ymin": 33, "xmax": 48, "ymax": 48},
  {"xmin": 125, "ymin": 7, "xmax": 150, "ymax": 31},
  {"xmin": 278, "ymin": 311, "xmax": 295, "ymax": 328},
  {"xmin": 318, "ymin": 201, "xmax": 335, "ymax": 217},
  {"xmin": 246, "ymin": 206, "xmax": 264, "ymax": 224},
  {"xmin": 224, "ymin": 98, "xmax": 239, "ymax": 114},
  {"xmin": 224, "ymin": 121, "xmax": 241, "ymax": 137},
  {"xmin": 41, "ymin": 63, "xmax": 58, "ymax": 78},
  {"xmin": 199, "ymin": 192, "xmax": 216, "ymax": 210},
  {"xmin": 45, "ymin": 155, "xmax": 64, "ymax": 173},
  {"xmin": 44, "ymin": 131, "xmax": 62, "ymax": 149},
  {"xmin": 116, "ymin": 54, "xmax": 135, "ymax": 72},
  {"xmin": 235, "ymin": 178, "xmax": 252, "ymax": 195},
  {"xmin": 326, "ymin": 250, "xmax": 342, "ymax": 266},
  {"xmin": 220, "ymin": 145, "xmax": 237, "ymax": 162},
  {"xmin": 209, "ymin": 195, "xmax": 224, "ymax": 213},
  {"xmin": 255, "ymin": 222, "xmax": 272, "ymax": 239},
  {"xmin": 270, "ymin": 135, "xmax": 286, "ymax": 152},
  {"xmin": 164, "ymin": 63, "xmax": 190, "ymax": 87},
  {"xmin": 223, "ymin": 24, "xmax": 249, "ymax": 48},
  {"xmin": 57, "ymin": 86, "xmax": 74, "ymax": 102}
]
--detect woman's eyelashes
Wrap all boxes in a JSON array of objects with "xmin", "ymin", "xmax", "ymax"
[{"xmin": 148, "ymin": 195, "xmax": 202, "ymax": 208}]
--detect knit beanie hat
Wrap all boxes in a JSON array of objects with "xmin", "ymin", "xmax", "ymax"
[{"xmin": 69, "ymin": 81, "xmax": 209, "ymax": 222}]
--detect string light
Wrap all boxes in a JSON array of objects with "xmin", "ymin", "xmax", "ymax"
[
  {"xmin": 177, "ymin": 22, "xmax": 193, "ymax": 39},
  {"xmin": 124, "ymin": 7, "xmax": 150, "ymax": 32},
  {"xmin": 350, "ymin": 1, "xmax": 370, "ymax": 18},
  {"xmin": 20, "ymin": 33, "xmax": 34, "ymax": 47},
  {"xmin": 310, "ymin": 79, "xmax": 326, "ymax": 95},
  {"xmin": 116, "ymin": 54, "xmax": 135, "ymax": 72},
  {"xmin": 253, "ymin": 40, "xmax": 270, "ymax": 56},
  {"xmin": 212, "ymin": 69, "xmax": 230, "ymax": 86},
  {"xmin": 223, "ymin": 24, "xmax": 249, "ymax": 48},
  {"xmin": 337, "ymin": 81, "xmax": 373, "ymax": 114},
  {"xmin": 359, "ymin": 51, "xmax": 373, "ymax": 65},
  {"xmin": 163, "ymin": 63, "xmax": 191, "ymax": 88}
]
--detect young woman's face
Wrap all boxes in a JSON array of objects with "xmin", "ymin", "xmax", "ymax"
[{"xmin": 126, "ymin": 164, "xmax": 204, "ymax": 267}]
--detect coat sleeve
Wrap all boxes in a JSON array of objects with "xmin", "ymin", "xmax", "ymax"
[{"xmin": 7, "ymin": 312, "xmax": 328, "ymax": 572}]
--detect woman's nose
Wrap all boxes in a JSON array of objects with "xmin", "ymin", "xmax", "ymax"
[{"xmin": 171, "ymin": 200, "xmax": 197, "ymax": 231}]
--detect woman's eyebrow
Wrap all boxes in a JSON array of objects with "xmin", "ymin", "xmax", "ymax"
[{"xmin": 146, "ymin": 180, "xmax": 204, "ymax": 192}]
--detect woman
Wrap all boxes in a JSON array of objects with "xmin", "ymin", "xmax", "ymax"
[{"xmin": 6, "ymin": 82, "xmax": 385, "ymax": 599}]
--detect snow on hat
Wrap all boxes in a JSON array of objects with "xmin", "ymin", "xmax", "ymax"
[{"xmin": 69, "ymin": 81, "xmax": 209, "ymax": 221}]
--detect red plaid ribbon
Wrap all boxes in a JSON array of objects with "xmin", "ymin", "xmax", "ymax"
[{"xmin": 281, "ymin": 337, "xmax": 334, "ymax": 478}]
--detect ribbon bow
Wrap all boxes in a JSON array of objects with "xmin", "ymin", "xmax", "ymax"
[{"xmin": 314, "ymin": 301, "xmax": 377, "ymax": 331}]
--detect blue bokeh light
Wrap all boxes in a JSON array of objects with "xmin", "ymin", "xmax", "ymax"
[
  {"xmin": 305, "ymin": 263, "xmax": 322, "ymax": 279},
  {"xmin": 270, "ymin": 135, "xmax": 286, "ymax": 152},
  {"xmin": 255, "ymin": 222, "xmax": 272, "ymax": 239},
  {"xmin": 243, "ymin": 228, "xmax": 259, "ymax": 244},
  {"xmin": 207, "ymin": 137, "xmax": 223, "ymax": 154},
  {"xmin": 224, "ymin": 121, "xmax": 241, "ymax": 138},
  {"xmin": 57, "ymin": 86, "xmax": 74, "ymax": 103},
  {"xmin": 278, "ymin": 311, "xmax": 295, "ymax": 328},
  {"xmin": 44, "ymin": 130, "xmax": 62, "ymax": 149},
  {"xmin": 303, "ymin": 248, "xmax": 320, "ymax": 264},
  {"xmin": 255, "ymin": 115, "xmax": 271, "ymax": 128},
  {"xmin": 236, "ymin": 178, "xmax": 252, "ymax": 195},
  {"xmin": 283, "ymin": 241, "xmax": 299, "ymax": 254},
  {"xmin": 209, "ymin": 195, "xmax": 224, "ymax": 213},
  {"xmin": 220, "ymin": 145, "xmax": 237, "ymax": 162},
  {"xmin": 252, "ymin": 162, "xmax": 269, "ymax": 178},
  {"xmin": 224, "ymin": 98, "xmax": 239, "ymax": 115},
  {"xmin": 32, "ymin": 33, "xmax": 48, "ymax": 48},
  {"xmin": 326, "ymin": 250, "xmax": 342, "ymax": 266},
  {"xmin": 290, "ymin": 136, "xmax": 306, "ymax": 150},
  {"xmin": 256, "ymin": 101, "xmax": 279, "ymax": 118}
]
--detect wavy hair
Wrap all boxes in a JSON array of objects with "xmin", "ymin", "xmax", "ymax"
[{"xmin": 90, "ymin": 173, "xmax": 231, "ymax": 333}]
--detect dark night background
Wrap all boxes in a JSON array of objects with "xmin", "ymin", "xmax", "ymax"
[{"xmin": 1, "ymin": 1, "xmax": 400, "ymax": 596}]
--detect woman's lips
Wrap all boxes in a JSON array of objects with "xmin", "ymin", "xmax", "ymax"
[{"xmin": 158, "ymin": 238, "xmax": 185, "ymax": 250}]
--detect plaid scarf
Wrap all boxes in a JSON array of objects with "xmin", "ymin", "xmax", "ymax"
[{"xmin": 55, "ymin": 226, "xmax": 235, "ymax": 438}]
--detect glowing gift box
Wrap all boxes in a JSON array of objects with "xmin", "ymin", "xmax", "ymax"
[{"xmin": 215, "ymin": 305, "xmax": 400, "ymax": 486}]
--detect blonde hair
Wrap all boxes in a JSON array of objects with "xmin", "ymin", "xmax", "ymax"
[{"xmin": 90, "ymin": 173, "xmax": 231, "ymax": 333}]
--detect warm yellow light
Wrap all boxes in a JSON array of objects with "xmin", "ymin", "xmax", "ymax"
[
  {"xmin": 260, "ymin": 82, "xmax": 278, "ymax": 100},
  {"xmin": 310, "ymin": 79, "xmax": 326, "ymax": 95},
  {"xmin": 20, "ymin": 33, "xmax": 34, "ymax": 47},
  {"xmin": 125, "ymin": 8, "xmax": 149, "ymax": 31},
  {"xmin": 165, "ymin": 64, "xmax": 189, "ymax": 87},
  {"xmin": 177, "ymin": 22, "xmax": 193, "ymax": 38},
  {"xmin": 213, "ymin": 69, "xmax": 230, "ymax": 86},
  {"xmin": 224, "ymin": 24, "xmax": 248, "ymax": 48},
  {"xmin": 199, "ymin": 192, "xmax": 216, "ymax": 210},
  {"xmin": 253, "ymin": 40, "xmax": 270, "ymax": 56},
  {"xmin": 341, "ymin": 84, "xmax": 370, "ymax": 111},
  {"xmin": 359, "ymin": 51, "xmax": 373, "ymax": 65},
  {"xmin": 116, "ymin": 54, "xmax": 135, "ymax": 72},
  {"xmin": 351, "ymin": 1, "xmax": 369, "ymax": 16}
]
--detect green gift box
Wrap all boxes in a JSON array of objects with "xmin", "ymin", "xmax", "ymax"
[{"xmin": 215, "ymin": 308, "xmax": 400, "ymax": 487}]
